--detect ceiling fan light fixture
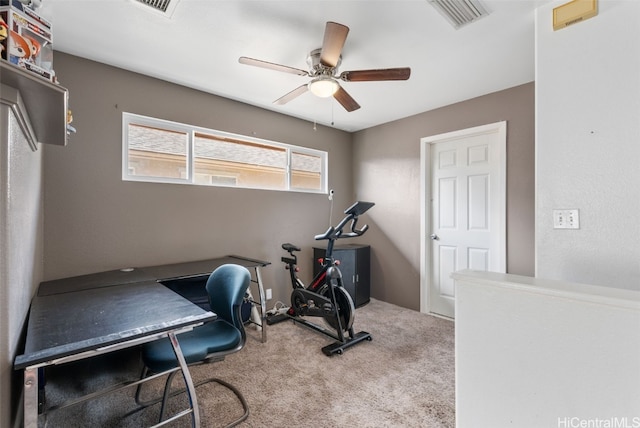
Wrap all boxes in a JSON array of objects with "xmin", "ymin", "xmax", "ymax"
[{"xmin": 308, "ymin": 76, "xmax": 339, "ymax": 98}]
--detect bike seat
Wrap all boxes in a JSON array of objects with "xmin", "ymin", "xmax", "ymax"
[{"xmin": 282, "ymin": 243, "xmax": 301, "ymax": 252}]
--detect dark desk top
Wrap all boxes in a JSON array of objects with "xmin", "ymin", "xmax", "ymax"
[
  {"xmin": 141, "ymin": 255, "xmax": 270, "ymax": 282},
  {"xmin": 15, "ymin": 281, "xmax": 215, "ymax": 369},
  {"xmin": 38, "ymin": 255, "xmax": 270, "ymax": 296},
  {"xmin": 37, "ymin": 268, "xmax": 157, "ymax": 296},
  {"xmin": 15, "ymin": 255, "xmax": 270, "ymax": 369}
]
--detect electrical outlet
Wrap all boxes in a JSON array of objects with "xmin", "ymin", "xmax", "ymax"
[
  {"xmin": 266, "ymin": 288, "xmax": 272, "ymax": 300},
  {"xmin": 553, "ymin": 209, "xmax": 580, "ymax": 229}
]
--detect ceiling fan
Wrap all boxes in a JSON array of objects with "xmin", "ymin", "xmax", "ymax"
[{"xmin": 239, "ymin": 21, "xmax": 411, "ymax": 112}]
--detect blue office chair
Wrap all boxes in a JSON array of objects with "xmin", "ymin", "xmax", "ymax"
[{"xmin": 135, "ymin": 264, "xmax": 251, "ymax": 426}]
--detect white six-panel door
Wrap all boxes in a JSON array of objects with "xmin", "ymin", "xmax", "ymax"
[{"xmin": 420, "ymin": 122, "xmax": 506, "ymax": 318}]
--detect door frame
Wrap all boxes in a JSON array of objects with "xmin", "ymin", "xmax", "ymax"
[{"xmin": 419, "ymin": 121, "xmax": 507, "ymax": 316}]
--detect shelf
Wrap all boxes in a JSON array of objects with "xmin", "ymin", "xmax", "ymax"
[{"xmin": 0, "ymin": 60, "xmax": 68, "ymax": 146}]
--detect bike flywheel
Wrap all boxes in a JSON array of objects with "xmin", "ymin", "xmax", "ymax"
[{"xmin": 320, "ymin": 286, "xmax": 355, "ymax": 333}]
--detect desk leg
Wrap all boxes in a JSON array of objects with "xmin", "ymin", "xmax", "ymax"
[
  {"xmin": 168, "ymin": 332, "xmax": 200, "ymax": 428},
  {"xmin": 23, "ymin": 367, "xmax": 38, "ymax": 428},
  {"xmin": 255, "ymin": 267, "xmax": 267, "ymax": 343},
  {"xmin": 247, "ymin": 289, "xmax": 262, "ymax": 332}
]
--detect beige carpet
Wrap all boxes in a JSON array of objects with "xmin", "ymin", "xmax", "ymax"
[{"xmin": 40, "ymin": 298, "xmax": 455, "ymax": 427}]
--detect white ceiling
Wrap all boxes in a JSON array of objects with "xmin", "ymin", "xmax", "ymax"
[{"xmin": 39, "ymin": 0, "xmax": 550, "ymax": 132}]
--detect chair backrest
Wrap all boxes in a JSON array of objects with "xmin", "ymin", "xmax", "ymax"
[{"xmin": 205, "ymin": 264, "xmax": 251, "ymax": 329}]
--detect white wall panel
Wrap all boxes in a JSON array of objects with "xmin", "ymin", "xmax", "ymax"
[
  {"xmin": 454, "ymin": 270, "xmax": 640, "ymax": 428},
  {"xmin": 535, "ymin": 0, "xmax": 640, "ymax": 290}
]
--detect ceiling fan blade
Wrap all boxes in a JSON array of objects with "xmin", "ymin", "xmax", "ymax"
[
  {"xmin": 333, "ymin": 85, "xmax": 361, "ymax": 112},
  {"xmin": 340, "ymin": 67, "xmax": 411, "ymax": 82},
  {"xmin": 320, "ymin": 22, "xmax": 349, "ymax": 68},
  {"xmin": 274, "ymin": 85, "xmax": 309, "ymax": 105},
  {"xmin": 239, "ymin": 56, "xmax": 309, "ymax": 76}
]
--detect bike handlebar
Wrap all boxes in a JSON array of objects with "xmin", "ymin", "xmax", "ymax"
[
  {"xmin": 314, "ymin": 226, "xmax": 335, "ymax": 241},
  {"xmin": 314, "ymin": 201, "xmax": 374, "ymax": 241}
]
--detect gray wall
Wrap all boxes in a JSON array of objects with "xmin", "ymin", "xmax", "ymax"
[
  {"xmin": 44, "ymin": 53, "xmax": 534, "ymax": 314},
  {"xmin": 1, "ymin": 106, "xmax": 43, "ymax": 428},
  {"xmin": 45, "ymin": 53, "xmax": 354, "ymax": 306},
  {"xmin": 352, "ymin": 83, "xmax": 535, "ymax": 310}
]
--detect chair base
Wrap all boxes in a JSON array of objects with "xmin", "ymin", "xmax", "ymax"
[
  {"xmin": 135, "ymin": 368, "xmax": 249, "ymax": 428},
  {"xmin": 197, "ymin": 377, "xmax": 249, "ymax": 427}
]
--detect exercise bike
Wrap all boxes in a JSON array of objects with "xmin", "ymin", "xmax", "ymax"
[{"xmin": 279, "ymin": 201, "xmax": 374, "ymax": 356}]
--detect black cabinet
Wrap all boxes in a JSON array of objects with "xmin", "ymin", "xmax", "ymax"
[{"xmin": 313, "ymin": 244, "xmax": 370, "ymax": 307}]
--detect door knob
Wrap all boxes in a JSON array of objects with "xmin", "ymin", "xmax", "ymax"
[{"xmin": 430, "ymin": 234, "xmax": 439, "ymax": 240}]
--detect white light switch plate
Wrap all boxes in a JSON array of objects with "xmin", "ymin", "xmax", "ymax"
[{"xmin": 553, "ymin": 209, "xmax": 580, "ymax": 229}]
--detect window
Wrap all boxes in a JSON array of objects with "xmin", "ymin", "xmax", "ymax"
[{"xmin": 123, "ymin": 113, "xmax": 327, "ymax": 193}]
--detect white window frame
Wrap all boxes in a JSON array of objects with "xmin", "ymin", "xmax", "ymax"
[{"xmin": 122, "ymin": 112, "xmax": 328, "ymax": 193}]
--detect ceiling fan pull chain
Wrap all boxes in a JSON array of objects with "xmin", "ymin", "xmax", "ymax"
[{"xmin": 331, "ymin": 101, "xmax": 335, "ymax": 126}]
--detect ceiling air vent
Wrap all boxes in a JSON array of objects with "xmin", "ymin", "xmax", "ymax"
[
  {"xmin": 133, "ymin": 0, "xmax": 180, "ymax": 17},
  {"xmin": 136, "ymin": 0, "xmax": 171, "ymax": 12},
  {"xmin": 428, "ymin": 0, "xmax": 490, "ymax": 29}
]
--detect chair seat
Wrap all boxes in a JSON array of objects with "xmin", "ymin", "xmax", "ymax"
[{"xmin": 142, "ymin": 319, "xmax": 242, "ymax": 373}]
